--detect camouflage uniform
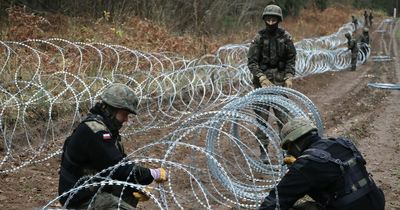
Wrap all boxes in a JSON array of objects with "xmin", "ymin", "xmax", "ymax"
[
  {"xmin": 358, "ymin": 28, "xmax": 370, "ymax": 63},
  {"xmin": 352, "ymin": 16, "xmax": 358, "ymax": 30},
  {"xmin": 346, "ymin": 33, "xmax": 359, "ymax": 71},
  {"xmin": 79, "ymin": 192, "xmax": 136, "ymax": 210},
  {"xmin": 359, "ymin": 28, "xmax": 370, "ymax": 45},
  {"xmin": 364, "ymin": 11, "xmax": 369, "ymax": 27},
  {"xmin": 369, "ymin": 12, "xmax": 373, "ymax": 27},
  {"xmin": 247, "ymin": 4, "xmax": 296, "ymax": 158},
  {"xmin": 248, "ymin": 29, "xmax": 296, "ymax": 87}
]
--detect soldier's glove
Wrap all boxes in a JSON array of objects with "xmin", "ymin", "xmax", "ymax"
[
  {"xmin": 257, "ymin": 73, "xmax": 273, "ymax": 87},
  {"xmin": 283, "ymin": 155, "xmax": 297, "ymax": 165},
  {"xmin": 133, "ymin": 187, "xmax": 151, "ymax": 202},
  {"xmin": 285, "ymin": 77, "xmax": 293, "ymax": 88},
  {"xmin": 150, "ymin": 168, "xmax": 168, "ymax": 183}
]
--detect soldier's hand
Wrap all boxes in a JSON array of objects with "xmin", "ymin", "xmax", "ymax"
[
  {"xmin": 258, "ymin": 74, "xmax": 273, "ymax": 87},
  {"xmin": 133, "ymin": 187, "xmax": 151, "ymax": 202},
  {"xmin": 283, "ymin": 155, "xmax": 297, "ymax": 165},
  {"xmin": 150, "ymin": 168, "xmax": 168, "ymax": 183},
  {"xmin": 285, "ymin": 78, "xmax": 293, "ymax": 88}
]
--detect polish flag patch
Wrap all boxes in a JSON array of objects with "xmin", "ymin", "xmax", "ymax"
[{"xmin": 103, "ymin": 133, "xmax": 112, "ymax": 140}]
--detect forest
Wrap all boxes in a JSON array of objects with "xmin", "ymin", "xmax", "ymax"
[{"xmin": 0, "ymin": 0, "xmax": 397, "ymax": 34}]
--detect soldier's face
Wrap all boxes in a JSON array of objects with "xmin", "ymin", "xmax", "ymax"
[
  {"xmin": 286, "ymin": 142, "xmax": 302, "ymax": 158},
  {"xmin": 115, "ymin": 109, "xmax": 130, "ymax": 124},
  {"xmin": 264, "ymin": 16, "xmax": 279, "ymax": 26}
]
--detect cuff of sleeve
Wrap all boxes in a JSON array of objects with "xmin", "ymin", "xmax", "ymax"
[
  {"xmin": 150, "ymin": 168, "xmax": 160, "ymax": 180},
  {"xmin": 256, "ymin": 72, "xmax": 265, "ymax": 78},
  {"xmin": 284, "ymin": 74, "xmax": 294, "ymax": 80}
]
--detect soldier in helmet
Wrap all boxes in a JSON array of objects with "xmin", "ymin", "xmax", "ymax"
[
  {"xmin": 369, "ymin": 11, "xmax": 374, "ymax": 27},
  {"xmin": 258, "ymin": 117, "xmax": 385, "ymax": 210},
  {"xmin": 247, "ymin": 4, "xmax": 296, "ymax": 163},
  {"xmin": 364, "ymin": 10, "xmax": 369, "ymax": 27},
  {"xmin": 358, "ymin": 28, "xmax": 370, "ymax": 61},
  {"xmin": 359, "ymin": 27, "xmax": 370, "ymax": 45},
  {"xmin": 58, "ymin": 83, "xmax": 168, "ymax": 209},
  {"xmin": 345, "ymin": 33, "xmax": 359, "ymax": 71},
  {"xmin": 351, "ymin": 15, "xmax": 358, "ymax": 30}
]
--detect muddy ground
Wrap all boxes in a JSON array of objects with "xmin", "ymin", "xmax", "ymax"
[{"xmin": 1, "ymin": 21, "xmax": 400, "ymax": 209}]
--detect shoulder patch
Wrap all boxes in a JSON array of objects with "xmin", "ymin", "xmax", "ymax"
[{"xmin": 84, "ymin": 121, "xmax": 108, "ymax": 133}]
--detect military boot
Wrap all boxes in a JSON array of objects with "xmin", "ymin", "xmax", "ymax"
[{"xmin": 259, "ymin": 146, "xmax": 270, "ymax": 164}]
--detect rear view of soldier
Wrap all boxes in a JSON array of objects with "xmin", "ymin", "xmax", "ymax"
[
  {"xmin": 351, "ymin": 15, "xmax": 358, "ymax": 30},
  {"xmin": 369, "ymin": 11, "xmax": 374, "ymax": 27},
  {"xmin": 345, "ymin": 33, "xmax": 359, "ymax": 71},
  {"xmin": 247, "ymin": 4, "xmax": 296, "ymax": 163},
  {"xmin": 363, "ymin": 10, "xmax": 369, "ymax": 27},
  {"xmin": 359, "ymin": 28, "xmax": 370, "ymax": 61},
  {"xmin": 359, "ymin": 27, "xmax": 370, "ymax": 45}
]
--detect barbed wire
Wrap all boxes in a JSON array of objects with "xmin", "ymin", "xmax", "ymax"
[{"xmin": 0, "ymin": 19, "xmax": 383, "ymax": 209}]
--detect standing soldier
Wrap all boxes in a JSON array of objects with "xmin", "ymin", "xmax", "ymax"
[
  {"xmin": 352, "ymin": 15, "xmax": 358, "ymax": 30},
  {"xmin": 247, "ymin": 4, "xmax": 296, "ymax": 163},
  {"xmin": 369, "ymin": 11, "xmax": 374, "ymax": 27},
  {"xmin": 359, "ymin": 27, "xmax": 370, "ymax": 62},
  {"xmin": 364, "ymin": 10, "xmax": 369, "ymax": 26},
  {"xmin": 359, "ymin": 27, "xmax": 370, "ymax": 45},
  {"xmin": 58, "ymin": 83, "xmax": 168, "ymax": 209},
  {"xmin": 358, "ymin": 28, "xmax": 370, "ymax": 62},
  {"xmin": 345, "ymin": 33, "xmax": 358, "ymax": 71}
]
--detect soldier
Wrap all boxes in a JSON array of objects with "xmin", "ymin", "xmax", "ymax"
[
  {"xmin": 364, "ymin": 10, "xmax": 369, "ymax": 26},
  {"xmin": 358, "ymin": 28, "xmax": 370, "ymax": 62},
  {"xmin": 247, "ymin": 4, "xmax": 296, "ymax": 163},
  {"xmin": 351, "ymin": 15, "xmax": 358, "ymax": 30},
  {"xmin": 258, "ymin": 117, "xmax": 385, "ymax": 210},
  {"xmin": 345, "ymin": 33, "xmax": 359, "ymax": 71},
  {"xmin": 369, "ymin": 11, "xmax": 374, "ymax": 27},
  {"xmin": 58, "ymin": 83, "xmax": 168, "ymax": 209},
  {"xmin": 359, "ymin": 27, "xmax": 370, "ymax": 45}
]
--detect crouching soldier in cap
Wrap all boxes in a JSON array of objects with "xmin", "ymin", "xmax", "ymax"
[
  {"xmin": 258, "ymin": 117, "xmax": 385, "ymax": 210},
  {"xmin": 58, "ymin": 83, "xmax": 168, "ymax": 209}
]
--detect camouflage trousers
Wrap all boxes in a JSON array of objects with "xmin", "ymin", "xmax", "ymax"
[
  {"xmin": 254, "ymin": 104, "xmax": 288, "ymax": 147},
  {"xmin": 351, "ymin": 53, "xmax": 357, "ymax": 71},
  {"xmin": 77, "ymin": 192, "xmax": 136, "ymax": 210},
  {"xmin": 290, "ymin": 201, "xmax": 325, "ymax": 210}
]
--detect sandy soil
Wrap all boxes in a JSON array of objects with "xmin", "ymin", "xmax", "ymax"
[{"xmin": 1, "ymin": 20, "xmax": 400, "ymax": 210}]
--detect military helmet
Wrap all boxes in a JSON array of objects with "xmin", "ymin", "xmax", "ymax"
[
  {"xmin": 101, "ymin": 83, "xmax": 139, "ymax": 114},
  {"xmin": 363, "ymin": 27, "xmax": 369, "ymax": 33},
  {"xmin": 262, "ymin": 5, "xmax": 283, "ymax": 21},
  {"xmin": 280, "ymin": 117, "xmax": 317, "ymax": 150}
]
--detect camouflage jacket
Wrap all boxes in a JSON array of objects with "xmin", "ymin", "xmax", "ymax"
[
  {"xmin": 352, "ymin": 18, "xmax": 358, "ymax": 27},
  {"xmin": 247, "ymin": 28, "xmax": 296, "ymax": 86},
  {"xmin": 347, "ymin": 38, "xmax": 359, "ymax": 53},
  {"xmin": 359, "ymin": 34, "xmax": 370, "ymax": 44}
]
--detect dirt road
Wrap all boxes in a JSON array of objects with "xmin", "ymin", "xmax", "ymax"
[{"xmin": 296, "ymin": 18, "xmax": 400, "ymax": 209}]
